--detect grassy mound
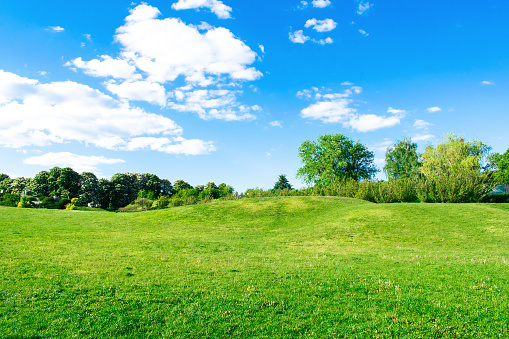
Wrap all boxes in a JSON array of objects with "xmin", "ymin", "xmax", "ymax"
[{"xmin": 1, "ymin": 197, "xmax": 508, "ymax": 338}]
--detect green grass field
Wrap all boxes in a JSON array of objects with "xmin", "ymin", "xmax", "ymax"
[{"xmin": 1, "ymin": 197, "xmax": 508, "ymax": 338}]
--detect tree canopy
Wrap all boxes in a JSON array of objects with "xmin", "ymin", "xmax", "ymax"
[
  {"xmin": 297, "ymin": 133, "xmax": 377, "ymax": 185},
  {"xmin": 384, "ymin": 138, "xmax": 421, "ymax": 180},
  {"xmin": 273, "ymin": 174, "xmax": 293, "ymax": 190},
  {"xmin": 490, "ymin": 148, "xmax": 509, "ymax": 185}
]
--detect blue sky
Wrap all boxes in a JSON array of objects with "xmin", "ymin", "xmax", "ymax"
[{"xmin": 1, "ymin": 0, "xmax": 508, "ymax": 192}]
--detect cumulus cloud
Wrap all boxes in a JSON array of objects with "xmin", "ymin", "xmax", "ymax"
[
  {"xmin": 413, "ymin": 119, "xmax": 433, "ymax": 130},
  {"xmin": 427, "ymin": 106, "xmax": 442, "ymax": 113},
  {"xmin": 312, "ymin": 0, "xmax": 331, "ymax": 8},
  {"xmin": 171, "ymin": 0, "xmax": 232, "ymax": 19},
  {"xmin": 67, "ymin": 3, "xmax": 262, "ymax": 121},
  {"xmin": 357, "ymin": 2, "xmax": 371, "ymax": 15},
  {"xmin": 46, "ymin": 26, "xmax": 64, "ymax": 32},
  {"xmin": 66, "ymin": 56, "xmax": 139, "ymax": 80},
  {"xmin": 24, "ymin": 152, "xmax": 125, "ymax": 174},
  {"xmin": 413, "ymin": 134, "xmax": 435, "ymax": 142},
  {"xmin": 305, "ymin": 18, "xmax": 337, "ymax": 32},
  {"xmin": 289, "ymin": 30, "xmax": 310, "ymax": 44},
  {"xmin": 105, "ymin": 80, "xmax": 167, "ymax": 106},
  {"xmin": 481, "ymin": 80, "xmax": 494, "ymax": 85},
  {"xmin": 169, "ymin": 88, "xmax": 258, "ymax": 121},
  {"xmin": 0, "ymin": 70, "xmax": 213, "ymax": 155},
  {"xmin": 299, "ymin": 87, "xmax": 405, "ymax": 132},
  {"xmin": 359, "ymin": 29, "xmax": 369, "ymax": 36},
  {"xmin": 269, "ymin": 121, "xmax": 282, "ymax": 128}
]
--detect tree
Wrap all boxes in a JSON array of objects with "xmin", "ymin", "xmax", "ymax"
[
  {"xmin": 111, "ymin": 172, "xmax": 141, "ymax": 209},
  {"xmin": 79, "ymin": 172, "xmax": 99, "ymax": 205},
  {"xmin": 417, "ymin": 133, "xmax": 494, "ymax": 202},
  {"xmin": 297, "ymin": 133, "xmax": 377, "ymax": 186},
  {"xmin": 29, "ymin": 171, "xmax": 51, "ymax": 196},
  {"xmin": 10, "ymin": 177, "xmax": 31, "ymax": 194},
  {"xmin": 173, "ymin": 179, "xmax": 193, "ymax": 192},
  {"xmin": 384, "ymin": 138, "xmax": 421, "ymax": 180},
  {"xmin": 489, "ymin": 148, "xmax": 509, "ymax": 184},
  {"xmin": 97, "ymin": 178, "xmax": 114, "ymax": 209},
  {"xmin": 273, "ymin": 174, "xmax": 293, "ymax": 190},
  {"xmin": 160, "ymin": 179, "xmax": 174, "ymax": 196},
  {"xmin": 0, "ymin": 174, "xmax": 9, "ymax": 182}
]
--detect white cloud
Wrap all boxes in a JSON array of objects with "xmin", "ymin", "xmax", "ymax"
[
  {"xmin": 123, "ymin": 136, "xmax": 215, "ymax": 154},
  {"xmin": 305, "ymin": 18, "xmax": 337, "ymax": 32},
  {"xmin": 427, "ymin": 106, "xmax": 442, "ymax": 113},
  {"xmin": 289, "ymin": 30, "xmax": 310, "ymax": 44},
  {"xmin": 46, "ymin": 26, "xmax": 64, "ymax": 32},
  {"xmin": 67, "ymin": 4, "xmax": 262, "ymax": 120},
  {"xmin": 413, "ymin": 119, "xmax": 433, "ymax": 130},
  {"xmin": 24, "ymin": 152, "xmax": 125, "ymax": 174},
  {"xmin": 413, "ymin": 134, "xmax": 435, "ymax": 142},
  {"xmin": 0, "ymin": 70, "xmax": 213, "ymax": 154},
  {"xmin": 105, "ymin": 80, "xmax": 167, "ymax": 106},
  {"xmin": 168, "ymin": 88, "xmax": 257, "ymax": 120},
  {"xmin": 311, "ymin": 0, "xmax": 331, "ymax": 8},
  {"xmin": 171, "ymin": 0, "xmax": 233, "ymax": 19},
  {"xmin": 341, "ymin": 81, "xmax": 354, "ymax": 86},
  {"xmin": 83, "ymin": 34, "xmax": 92, "ymax": 40},
  {"xmin": 357, "ymin": 2, "xmax": 371, "ymax": 15},
  {"xmin": 67, "ymin": 56, "xmax": 139, "ymax": 80},
  {"xmin": 259, "ymin": 44, "xmax": 265, "ymax": 54},
  {"xmin": 387, "ymin": 107, "xmax": 406, "ymax": 115},
  {"xmin": 299, "ymin": 86, "xmax": 404, "ymax": 132},
  {"xmin": 317, "ymin": 37, "xmax": 333, "ymax": 44},
  {"xmin": 346, "ymin": 114, "xmax": 401, "ymax": 132},
  {"xmin": 115, "ymin": 5, "xmax": 261, "ymax": 83},
  {"xmin": 359, "ymin": 29, "xmax": 369, "ymax": 36},
  {"xmin": 269, "ymin": 121, "xmax": 282, "ymax": 128},
  {"xmin": 481, "ymin": 80, "xmax": 494, "ymax": 85}
]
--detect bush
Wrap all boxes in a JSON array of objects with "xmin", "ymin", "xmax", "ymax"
[
  {"xmin": 0, "ymin": 193, "xmax": 20, "ymax": 207},
  {"xmin": 17, "ymin": 196, "xmax": 33, "ymax": 208}
]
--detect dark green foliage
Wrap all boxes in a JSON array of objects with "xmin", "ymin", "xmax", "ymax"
[
  {"xmin": 490, "ymin": 148, "xmax": 509, "ymax": 184},
  {"xmin": 29, "ymin": 171, "xmax": 51, "ymax": 196},
  {"xmin": 97, "ymin": 179, "xmax": 114, "ymax": 210},
  {"xmin": 110, "ymin": 173, "xmax": 141, "ymax": 210},
  {"xmin": 297, "ymin": 133, "xmax": 377, "ymax": 185},
  {"xmin": 160, "ymin": 179, "xmax": 174, "ymax": 196},
  {"xmin": 0, "ymin": 173, "xmax": 10, "ymax": 182},
  {"xmin": 46, "ymin": 167, "xmax": 81, "ymax": 199},
  {"xmin": 273, "ymin": 174, "xmax": 293, "ymax": 190},
  {"xmin": 79, "ymin": 172, "xmax": 99, "ymax": 205},
  {"xmin": 40, "ymin": 196, "xmax": 70, "ymax": 209},
  {"xmin": 0, "ymin": 193, "xmax": 20, "ymax": 207},
  {"xmin": 137, "ymin": 190, "xmax": 156, "ymax": 200},
  {"xmin": 384, "ymin": 138, "xmax": 421, "ymax": 180},
  {"xmin": 173, "ymin": 179, "xmax": 193, "ymax": 192},
  {"xmin": 9, "ymin": 177, "xmax": 31, "ymax": 194}
]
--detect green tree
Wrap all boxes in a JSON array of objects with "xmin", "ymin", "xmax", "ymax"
[
  {"xmin": 173, "ymin": 179, "xmax": 193, "ymax": 192},
  {"xmin": 273, "ymin": 174, "xmax": 293, "ymax": 190},
  {"xmin": 384, "ymin": 138, "xmax": 421, "ymax": 180},
  {"xmin": 79, "ymin": 172, "xmax": 99, "ymax": 205},
  {"xmin": 160, "ymin": 179, "xmax": 174, "ymax": 196},
  {"xmin": 417, "ymin": 134, "xmax": 494, "ymax": 202},
  {"xmin": 489, "ymin": 148, "xmax": 509, "ymax": 184},
  {"xmin": 111, "ymin": 173, "xmax": 141, "ymax": 209},
  {"xmin": 297, "ymin": 133, "xmax": 377, "ymax": 186},
  {"xmin": 29, "ymin": 171, "xmax": 51, "ymax": 196},
  {"xmin": 10, "ymin": 177, "xmax": 31, "ymax": 195},
  {"xmin": 97, "ymin": 179, "xmax": 114, "ymax": 209},
  {"xmin": 0, "ymin": 174, "xmax": 9, "ymax": 182}
]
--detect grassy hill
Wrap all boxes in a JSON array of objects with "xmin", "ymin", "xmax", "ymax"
[{"xmin": 1, "ymin": 197, "xmax": 508, "ymax": 338}]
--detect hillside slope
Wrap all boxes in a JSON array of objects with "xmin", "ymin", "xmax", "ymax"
[{"xmin": 1, "ymin": 197, "xmax": 508, "ymax": 338}]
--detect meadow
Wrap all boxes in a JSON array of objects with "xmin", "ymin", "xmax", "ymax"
[{"xmin": 1, "ymin": 197, "xmax": 508, "ymax": 338}]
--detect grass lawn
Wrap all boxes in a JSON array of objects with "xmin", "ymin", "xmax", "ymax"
[{"xmin": 1, "ymin": 197, "xmax": 508, "ymax": 338}]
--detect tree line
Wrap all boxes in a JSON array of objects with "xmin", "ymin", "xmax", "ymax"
[
  {"xmin": 1, "ymin": 132, "xmax": 508, "ymax": 210},
  {"xmin": 0, "ymin": 168, "xmax": 233, "ymax": 210}
]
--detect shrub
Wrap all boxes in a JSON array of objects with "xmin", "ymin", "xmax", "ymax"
[
  {"xmin": 0, "ymin": 193, "xmax": 20, "ymax": 207},
  {"xmin": 17, "ymin": 196, "xmax": 32, "ymax": 208}
]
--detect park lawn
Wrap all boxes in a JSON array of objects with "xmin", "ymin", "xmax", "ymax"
[{"xmin": 0, "ymin": 197, "xmax": 508, "ymax": 338}]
